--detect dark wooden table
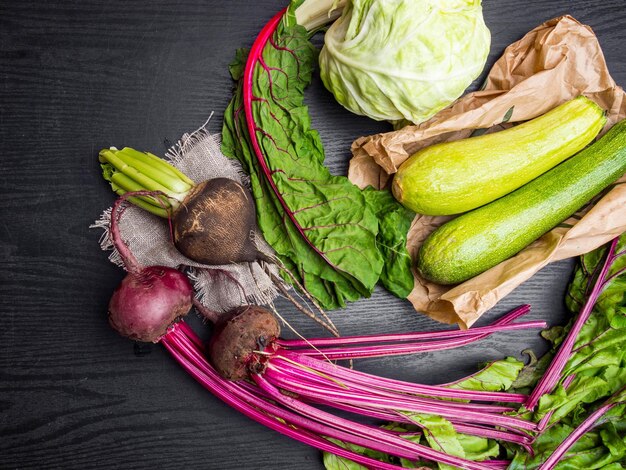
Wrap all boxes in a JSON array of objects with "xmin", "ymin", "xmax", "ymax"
[{"xmin": 1, "ymin": 1, "xmax": 624, "ymax": 468}]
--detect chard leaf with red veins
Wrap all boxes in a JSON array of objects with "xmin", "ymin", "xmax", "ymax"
[{"xmin": 222, "ymin": 11, "xmax": 412, "ymax": 308}]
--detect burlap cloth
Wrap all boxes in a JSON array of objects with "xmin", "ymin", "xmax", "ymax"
[{"xmin": 92, "ymin": 120, "xmax": 282, "ymax": 312}]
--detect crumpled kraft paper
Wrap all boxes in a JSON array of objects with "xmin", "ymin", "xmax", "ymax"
[{"xmin": 348, "ymin": 15, "xmax": 626, "ymax": 329}]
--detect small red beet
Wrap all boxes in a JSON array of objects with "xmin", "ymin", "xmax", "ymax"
[
  {"xmin": 209, "ymin": 305, "xmax": 280, "ymax": 381},
  {"xmin": 108, "ymin": 266, "xmax": 193, "ymax": 343}
]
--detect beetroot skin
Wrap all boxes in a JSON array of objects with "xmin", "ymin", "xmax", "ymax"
[
  {"xmin": 209, "ymin": 305, "xmax": 280, "ymax": 380},
  {"xmin": 173, "ymin": 178, "xmax": 259, "ymax": 265},
  {"xmin": 108, "ymin": 266, "xmax": 193, "ymax": 343}
]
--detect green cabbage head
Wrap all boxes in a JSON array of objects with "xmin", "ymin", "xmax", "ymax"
[{"xmin": 319, "ymin": 0, "xmax": 491, "ymax": 124}]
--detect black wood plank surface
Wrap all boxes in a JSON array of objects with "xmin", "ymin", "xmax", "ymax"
[{"xmin": 1, "ymin": 1, "xmax": 624, "ymax": 468}]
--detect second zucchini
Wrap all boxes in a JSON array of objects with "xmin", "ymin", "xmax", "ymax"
[{"xmin": 417, "ymin": 118, "xmax": 626, "ymax": 285}]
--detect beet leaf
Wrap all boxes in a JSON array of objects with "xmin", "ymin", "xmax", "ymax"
[
  {"xmin": 364, "ymin": 188, "xmax": 414, "ymax": 298},
  {"xmin": 508, "ymin": 405, "xmax": 626, "ymax": 469},
  {"xmin": 322, "ymin": 426, "xmax": 423, "ymax": 470},
  {"xmin": 504, "ymin": 234, "xmax": 626, "ymax": 467},
  {"xmin": 444, "ymin": 357, "xmax": 525, "ymax": 393},
  {"xmin": 403, "ymin": 413, "xmax": 500, "ymax": 470},
  {"xmin": 221, "ymin": 9, "xmax": 413, "ymax": 308}
]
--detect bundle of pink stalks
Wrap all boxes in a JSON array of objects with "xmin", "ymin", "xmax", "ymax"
[
  {"xmin": 162, "ymin": 304, "xmax": 545, "ymax": 470},
  {"xmin": 524, "ymin": 236, "xmax": 626, "ymax": 470}
]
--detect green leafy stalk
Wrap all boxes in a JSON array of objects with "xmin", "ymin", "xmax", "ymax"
[
  {"xmin": 539, "ymin": 386, "xmax": 626, "ymax": 470},
  {"xmin": 507, "ymin": 234, "xmax": 626, "ymax": 468},
  {"xmin": 99, "ymin": 147, "xmax": 195, "ymax": 217}
]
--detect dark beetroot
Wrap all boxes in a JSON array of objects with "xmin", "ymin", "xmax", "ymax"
[
  {"xmin": 108, "ymin": 265, "xmax": 193, "ymax": 342},
  {"xmin": 209, "ymin": 305, "xmax": 280, "ymax": 380},
  {"xmin": 170, "ymin": 178, "xmax": 338, "ymax": 336},
  {"xmin": 173, "ymin": 178, "xmax": 258, "ymax": 265}
]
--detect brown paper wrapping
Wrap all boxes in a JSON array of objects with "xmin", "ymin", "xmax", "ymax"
[{"xmin": 348, "ymin": 16, "xmax": 626, "ymax": 328}]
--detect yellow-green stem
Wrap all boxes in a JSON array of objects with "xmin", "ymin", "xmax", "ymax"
[{"xmin": 99, "ymin": 147, "xmax": 195, "ymax": 217}]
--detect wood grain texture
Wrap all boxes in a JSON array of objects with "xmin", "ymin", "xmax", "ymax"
[{"xmin": 1, "ymin": 1, "xmax": 624, "ymax": 468}]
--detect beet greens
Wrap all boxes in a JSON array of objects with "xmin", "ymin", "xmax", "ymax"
[
  {"xmin": 501, "ymin": 234, "xmax": 626, "ymax": 468},
  {"xmin": 539, "ymin": 386, "xmax": 625, "ymax": 470},
  {"xmin": 526, "ymin": 236, "xmax": 626, "ymax": 410},
  {"xmin": 221, "ymin": 8, "xmax": 414, "ymax": 309}
]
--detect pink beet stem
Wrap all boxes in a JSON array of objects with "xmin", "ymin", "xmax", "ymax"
[
  {"xmin": 294, "ymin": 393, "xmax": 532, "ymax": 451},
  {"xmin": 162, "ymin": 325, "xmax": 412, "ymax": 469},
  {"xmin": 275, "ymin": 351, "xmax": 528, "ymax": 403},
  {"xmin": 253, "ymin": 373, "xmax": 495, "ymax": 470},
  {"xmin": 262, "ymin": 366, "xmax": 535, "ymax": 432},
  {"xmin": 291, "ymin": 321, "xmax": 545, "ymax": 360},
  {"xmin": 176, "ymin": 321, "xmax": 204, "ymax": 349},
  {"xmin": 452, "ymin": 422, "xmax": 534, "ymax": 453},
  {"xmin": 261, "ymin": 368, "xmax": 533, "ymax": 449},
  {"xmin": 481, "ymin": 461, "xmax": 511, "ymax": 469},
  {"xmin": 277, "ymin": 305, "xmax": 533, "ymax": 348},
  {"xmin": 264, "ymin": 362, "xmax": 516, "ymax": 414}
]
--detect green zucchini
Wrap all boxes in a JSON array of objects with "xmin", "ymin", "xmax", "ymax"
[
  {"xmin": 417, "ymin": 118, "xmax": 626, "ymax": 285},
  {"xmin": 392, "ymin": 96, "xmax": 606, "ymax": 215}
]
